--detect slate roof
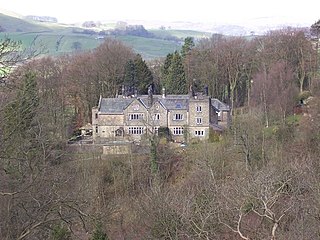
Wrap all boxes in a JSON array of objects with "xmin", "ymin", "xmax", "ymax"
[
  {"xmin": 99, "ymin": 98, "xmax": 134, "ymax": 114},
  {"xmin": 139, "ymin": 95, "xmax": 190, "ymax": 110},
  {"xmin": 98, "ymin": 95, "xmax": 230, "ymax": 114},
  {"xmin": 211, "ymin": 98, "xmax": 230, "ymax": 111},
  {"xmin": 160, "ymin": 98, "xmax": 189, "ymax": 110}
]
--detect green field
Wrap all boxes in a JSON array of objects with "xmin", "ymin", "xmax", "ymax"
[
  {"xmin": 0, "ymin": 32, "xmax": 181, "ymax": 59},
  {"xmin": 0, "ymin": 13, "xmax": 49, "ymax": 32},
  {"xmin": 0, "ymin": 32, "xmax": 100, "ymax": 55},
  {"xmin": 113, "ymin": 35, "xmax": 180, "ymax": 59},
  {"xmin": 1, "ymin": 13, "xmax": 217, "ymax": 59},
  {"xmin": 150, "ymin": 29, "xmax": 212, "ymax": 39}
]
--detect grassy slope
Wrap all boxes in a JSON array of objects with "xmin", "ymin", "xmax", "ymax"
[
  {"xmin": 0, "ymin": 13, "xmax": 214, "ymax": 59},
  {"xmin": 0, "ymin": 13, "xmax": 50, "ymax": 32},
  {"xmin": 113, "ymin": 35, "xmax": 180, "ymax": 59},
  {"xmin": 0, "ymin": 32, "xmax": 101, "ymax": 56},
  {"xmin": 150, "ymin": 29, "xmax": 212, "ymax": 39},
  {"xmin": 0, "ymin": 32, "xmax": 181, "ymax": 58}
]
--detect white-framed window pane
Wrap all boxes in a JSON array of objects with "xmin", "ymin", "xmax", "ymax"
[
  {"xmin": 173, "ymin": 127, "xmax": 184, "ymax": 135},
  {"xmin": 129, "ymin": 113, "xmax": 143, "ymax": 120},
  {"xmin": 154, "ymin": 127, "xmax": 159, "ymax": 135},
  {"xmin": 196, "ymin": 117, "xmax": 202, "ymax": 124},
  {"xmin": 174, "ymin": 113, "xmax": 183, "ymax": 120},
  {"xmin": 128, "ymin": 127, "xmax": 144, "ymax": 135},
  {"xmin": 196, "ymin": 106, "xmax": 202, "ymax": 112},
  {"xmin": 195, "ymin": 130, "xmax": 204, "ymax": 136},
  {"xmin": 153, "ymin": 113, "xmax": 160, "ymax": 120}
]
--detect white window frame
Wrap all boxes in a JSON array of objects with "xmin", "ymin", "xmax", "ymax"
[
  {"xmin": 174, "ymin": 113, "xmax": 184, "ymax": 120},
  {"xmin": 195, "ymin": 130, "xmax": 205, "ymax": 136},
  {"xmin": 128, "ymin": 126, "xmax": 144, "ymax": 135},
  {"xmin": 196, "ymin": 117, "xmax": 202, "ymax": 125},
  {"xmin": 129, "ymin": 113, "xmax": 144, "ymax": 120},
  {"xmin": 173, "ymin": 127, "xmax": 184, "ymax": 135},
  {"xmin": 153, "ymin": 127, "xmax": 159, "ymax": 135},
  {"xmin": 153, "ymin": 113, "xmax": 160, "ymax": 120},
  {"xmin": 196, "ymin": 105, "xmax": 202, "ymax": 112}
]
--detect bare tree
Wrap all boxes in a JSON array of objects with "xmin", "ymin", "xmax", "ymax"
[
  {"xmin": 93, "ymin": 38, "xmax": 135, "ymax": 97},
  {"xmin": 218, "ymin": 37, "xmax": 247, "ymax": 115}
]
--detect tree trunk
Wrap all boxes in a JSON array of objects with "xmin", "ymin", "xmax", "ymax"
[{"xmin": 271, "ymin": 222, "xmax": 279, "ymax": 240}]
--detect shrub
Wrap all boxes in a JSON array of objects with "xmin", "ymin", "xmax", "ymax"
[
  {"xmin": 91, "ymin": 223, "xmax": 108, "ymax": 240},
  {"xmin": 51, "ymin": 223, "xmax": 71, "ymax": 240}
]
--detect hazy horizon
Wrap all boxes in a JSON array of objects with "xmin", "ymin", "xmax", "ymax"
[{"xmin": 0, "ymin": 0, "xmax": 319, "ymax": 27}]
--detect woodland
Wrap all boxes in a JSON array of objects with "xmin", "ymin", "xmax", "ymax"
[{"xmin": 0, "ymin": 20, "xmax": 320, "ymax": 239}]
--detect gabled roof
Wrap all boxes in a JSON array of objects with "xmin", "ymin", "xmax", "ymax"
[
  {"xmin": 123, "ymin": 98, "xmax": 148, "ymax": 111},
  {"xmin": 139, "ymin": 94, "xmax": 189, "ymax": 110},
  {"xmin": 98, "ymin": 95, "xmax": 230, "ymax": 114},
  {"xmin": 160, "ymin": 98, "xmax": 189, "ymax": 110},
  {"xmin": 99, "ymin": 98, "xmax": 134, "ymax": 114},
  {"xmin": 211, "ymin": 98, "xmax": 230, "ymax": 111}
]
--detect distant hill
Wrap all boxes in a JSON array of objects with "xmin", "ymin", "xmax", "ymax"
[
  {"xmin": 25, "ymin": 15, "xmax": 58, "ymax": 23},
  {"xmin": 0, "ymin": 12, "xmax": 183, "ymax": 59},
  {"xmin": 1, "ymin": 12, "xmax": 219, "ymax": 59},
  {"xmin": 0, "ymin": 13, "xmax": 50, "ymax": 32}
]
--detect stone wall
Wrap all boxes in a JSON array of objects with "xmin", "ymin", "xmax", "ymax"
[{"xmin": 103, "ymin": 144, "xmax": 132, "ymax": 155}]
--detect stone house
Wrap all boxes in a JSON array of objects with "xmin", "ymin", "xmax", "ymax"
[{"xmin": 92, "ymin": 88, "xmax": 230, "ymax": 143}]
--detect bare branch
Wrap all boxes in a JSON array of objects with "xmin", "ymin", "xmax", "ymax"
[
  {"xmin": 219, "ymin": 212, "xmax": 249, "ymax": 240},
  {"xmin": 0, "ymin": 191, "xmax": 18, "ymax": 196}
]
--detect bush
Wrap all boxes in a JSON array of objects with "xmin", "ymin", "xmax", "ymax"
[
  {"xmin": 209, "ymin": 128, "xmax": 221, "ymax": 142},
  {"xmin": 51, "ymin": 223, "xmax": 71, "ymax": 240},
  {"xmin": 91, "ymin": 223, "xmax": 108, "ymax": 240},
  {"xmin": 297, "ymin": 91, "xmax": 311, "ymax": 103}
]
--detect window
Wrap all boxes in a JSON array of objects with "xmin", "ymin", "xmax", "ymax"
[
  {"xmin": 174, "ymin": 113, "xmax": 183, "ymax": 120},
  {"xmin": 129, "ymin": 113, "xmax": 143, "ymax": 120},
  {"xmin": 128, "ymin": 127, "xmax": 144, "ymax": 135},
  {"xmin": 196, "ymin": 105, "xmax": 202, "ymax": 112},
  {"xmin": 195, "ymin": 130, "xmax": 204, "ymax": 136},
  {"xmin": 196, "ymin": 117, "xmax": 202, "ymax": 125},
  {"xmin": 95, "ymin": 125, "xmax": 98, "ymax": 133},
  {"xmin": 95, "ymin": 113, "xmax": 98, "ymax": 119},
  {"xmin": 153, "ymin": 127, "xmax": 159, "ymax": 135},
  {"xmin": 173, "ymin": 127, "xmax": 184, "ymax": 135},
  {"xmin": 153, "ymin": 113, "xmax": 160, "ymax": 120}
]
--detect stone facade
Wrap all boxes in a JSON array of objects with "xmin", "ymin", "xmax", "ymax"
[{"xmin": 92, "ymin": 91, "xmax": 230, "ymax": 143}]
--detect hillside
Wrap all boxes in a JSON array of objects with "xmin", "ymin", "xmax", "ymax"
[
  {"xmin": 0, "ymin": 13, "xmax": 50, "ymax": 32},
  {"xmin": 0, "ymin": 13, "xmax": 198, "ymax": 59}
]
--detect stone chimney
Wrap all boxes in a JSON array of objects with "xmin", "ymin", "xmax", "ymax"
[
  {"xmin": 162, "ymin": 87, "xmax": 166, "ymax": 98},
  {"xmin": 189, "ymin": 84, "xmax": 195, "ymax": 97},
  {"xmin": 204, "ymin": 85, "xmax": 209, "ymax": 96},
  {"xmin": 121, "ymin": 85, "xmax": 125, "ymax": 97},
  {"xmin": 148, "ymin": 84, "xmax": 153, "ymax": 106},
  {"xmin": 134, "ymin": 87, "xmax": 138, "ymax": 97}
]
